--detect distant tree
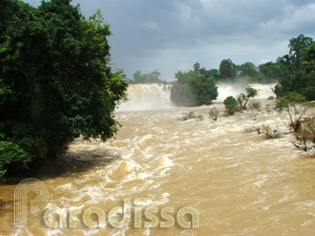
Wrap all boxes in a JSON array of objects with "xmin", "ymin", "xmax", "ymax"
[
  {"xmin": 189, "ymin": 75, "xmax": 218, "ymax": 106},
  {"xmin": 207, "ymin": 69, "xmax": 221, "ymax": 80},
  {"xmin": 258, "ymin": 61, "xmax": 283, "ymax": 82},
  {"xmin": 239, "ymin": 62, "xmax": 258, "ymax": 77},
  {"xmin": 133, "ymin": 71, "xmax": 144, "ymax": 83},
  {"xmin": 300, "ymin": 41, "xmax": 315, "ymax": 100},
  {"xmin": 224, "ymin": 96, "xmax": 238, "ymax": 115},
  {"xmin": 274, "ymin": 36, "xmax": 315, "ymax": 100},
  {"xmin": 219, "ymin": 59, "xmax": 237, "ymax": 79},
  {"xmin": 151, "ymin": 69, "xmax": 161, "ymax": 80},
  {"xmin": 132, "ymin": 70, "xmax": 165, "ymax": 84},
  {"xmin": 288, "ymin": 34, "xmax": 313, "ymax": 70},
  {"xmin": 303, "ymin": 42, "xmax": 315, "ymax": 74},
  {"xmin": 171, "ymin": 66, "xmax": 218, "ymax": 106},
  {"xmin": 193, "ymin": 62, "xmax": 201, "ymax": 72}
]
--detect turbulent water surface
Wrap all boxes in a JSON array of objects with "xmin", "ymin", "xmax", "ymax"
[{"xmin": 1, "ymin": 84, "xmax": 315, "ymax": 236}]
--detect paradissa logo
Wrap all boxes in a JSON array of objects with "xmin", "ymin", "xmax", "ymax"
[
  {"xmin": 14, "ymin": 178, "xmax": 199, "ymax": 230},
  {"xmin": 44, "ymin": 199, "xmax": 199, "ymax": 229}
]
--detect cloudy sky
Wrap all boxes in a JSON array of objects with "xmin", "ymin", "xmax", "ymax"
[{"xmin": 24, "ymin": 0, "xmax": 315, "ymax": 81}]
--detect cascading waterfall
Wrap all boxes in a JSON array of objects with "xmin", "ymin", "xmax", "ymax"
[
  {"xmin": 215, "ymin": 83, "xmax": 276, "ymax": 102},
  {"xmin": 117, "ymin": 83, "xmax": 172, "ymax": 112},
  {"xmin": 118, "ymin": 83, "xmax": 277, "ymax": 111}
]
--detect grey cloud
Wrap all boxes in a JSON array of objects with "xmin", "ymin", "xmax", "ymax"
[{"xmin": 23, "ymin": 0, "xmax": 315, "ymax": 79}]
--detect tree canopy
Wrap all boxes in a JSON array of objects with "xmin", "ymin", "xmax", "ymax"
[
  {"xmin": 219, "ymin": 59, "xmax": 237, "ymax": 79},
  {"xmin": 131, "ymin": 70, "xmax": 166, "ymax": 84},
  {"xmin": 171, "ymin": 66, "xmax": 218, "ymax": 106},
  {"xmin": 273, "ymin": 34, "xmax": 315, "ymax": 100},
  {"xmin": 0, "ymin": 0, "xmax": 127, "ymax": 178}
]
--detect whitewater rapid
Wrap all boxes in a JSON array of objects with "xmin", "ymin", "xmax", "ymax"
[
  {"xmin": 117, "ymin": 83, "xmax": 277, "ymax": 111},
  {"xmin": 1, "ymin": 84, "xmax": 315, "ymax": 236}
]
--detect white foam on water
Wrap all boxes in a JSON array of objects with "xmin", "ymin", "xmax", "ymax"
[{"xmin": 215, "ymin": 83, "xmax": 276, "ymax": 102}]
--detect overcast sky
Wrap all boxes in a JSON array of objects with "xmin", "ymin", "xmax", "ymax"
[{"xmin": 24, "ymin": 0, "xmax": 315, "ymax": 81}]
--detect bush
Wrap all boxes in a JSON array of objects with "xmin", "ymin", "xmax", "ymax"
[
  {"xmin": 294, "ymin": 116, "xmax": 315, "ymax": 151},
  {"xmin": 237, "ymin": 88, "xmax": 258, "ymax": 110},
  {"xmin": 0, "ymin": 140, "xmax": 31, "ymax": 178},
  {"xmin": 244, "ymin": 126, "xmax": 262, "ymax": 134},
  {"xmin": 224, "ymin": 96, "xmax": 238, "ymax": 115},
  {"xmin": 263, "ymin": 125, "xmax": 282, "ymax": 139},
  {"xmin": 178, "ymin": 112, "xmax": 204, "ymax": 121},
  {"xmin": 249, "ymin": 101, "xmax": 261, "ymax": 110},
  {"xmin": 276, "ymin": 92, "xmax": 306, "ymax": 132},
  {"xmin": 244, "ymin": 125, "xmax": 281, "ymax": 139},
  {"xmin": 209, "ymin": 108, "xmax": 219, "ymax": 122}
]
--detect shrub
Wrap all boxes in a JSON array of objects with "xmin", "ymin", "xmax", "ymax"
[
  {"xmin": 249, "ymin": 101, "xmax": 261, "ymax": 110},
  {"xmin": 244, "ymin": 126, "xmax": 263, "ymax": 134},
  {"xmin": 178, "ymin": 112, "xmax": 204, "ymax": 121},
  {"xmin": 244, "ymin": 125, "xmax": 281, "ymax": 139},
  {"xmin": 209, "ymin": 108, "xmax": 219, "ymax": 122},
  {"xmin": 276, "ymin": 92, "xmax": 306, "ymax": 132},
  {"xmin": 0, "ymin": 140, "xmax": 31, "ymax": 178},
  {"xmin": 224, "ymin": 96, "xmax": 238, "ymax": 115},
  {"xmin": 263, "ymin": 125, "xmax": 282, "ymax": 139},
  {"xmin": 294, "ymin": 116, "xmax": 315, "ymax": 151}
]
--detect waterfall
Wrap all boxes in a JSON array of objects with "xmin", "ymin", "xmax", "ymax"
[
  {"xmin": 117, "ymin": 83, "xmax": 276, "ymax": 111},
  {"xmin": 215, "ymin": 83, "xmax": 276, "ymax": 102},
  {"xmin": 116, "ymin": 84, "xmax": 172, "ymax": 112}
]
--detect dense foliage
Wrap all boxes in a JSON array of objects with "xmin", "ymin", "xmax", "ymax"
[
  {"xmin": 171, "ymin": 65, "xmax": 218, "ymax": 106},
  {"xmin": 0, "ymin": 0, "xmax": 127, "ymax": 178},
  {"xmin": 273, "ymin": 35, "xmax": 315, "ymax": 100},
  {"xmin": 224, "ymin": 96, "xmax": 238, "ymax": 115},
  {"xmin": 129, "ymin": 70, "xmax": 167, "ymax": 84}
]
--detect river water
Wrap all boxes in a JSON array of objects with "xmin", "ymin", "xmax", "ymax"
[{"xmin": 1, "ymin": 84, "xmax": 315, "ymax": 236}]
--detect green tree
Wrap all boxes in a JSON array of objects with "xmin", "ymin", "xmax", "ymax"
[
  {"xmin": 224, "ymin": 96, "xmax": 238, "ymax": 115},
  {"xmin": 239, "ymin": 62, "xmax": 258, "ymax": 78},
  {"xmin": 193, "ymin": 62, "xmax": 201, "ymax": 72},
  {"xmin": 300, "ymin": 42, "xmax": 315, "ymax": 100},
  {"xmin": 288, "ymin": 34, "xmax": 313, "ymax": 70},
  {"xmin": 274, "ymin": 36, "xmax": 315, "ymax": 100},
  {"xmin": 219, "ymin": 59, "xmax": 237, "ymax": 79},
  {"xmin": 190, "ymin": 75, "xmax": 218, "ymax": 106},
  {"xmin": 0, "ymin": 0, "xmax": 127, "ymax": 178},
  {"xmin": 171, "ymin": 67, "xmax": 218, "ymax": 106},
  {"xmin": 132, "ymin": 70, "xmax": 165, "ymax": 84},
  {"xmin": 237, "ymin": 88, "xmax": 258, "ymax": 110},
  {"xmin": 258, "ymin": 61, "xmax": 282, "ymax": 82}
]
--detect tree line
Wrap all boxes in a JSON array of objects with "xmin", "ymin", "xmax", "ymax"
[{"xmin": 170, "ymin": 34, "xmax": 315, "ymax": 107}]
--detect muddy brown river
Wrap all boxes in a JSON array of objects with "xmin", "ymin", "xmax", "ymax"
[{"xmin": 1, "ymin": 89, "xmax": 315, "ymax": 235}]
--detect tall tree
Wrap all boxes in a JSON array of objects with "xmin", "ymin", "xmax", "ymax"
[
  {"xmin": 0, "ymin": 0, "xmax": 127, "ymax": 177},
  {"xmin": 288, "ymin": 34, "xmax": 313, "ymax": 70},
  {"xmin": 219, "ymin": 59, "xmax": 237, "ymax": 79}
]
